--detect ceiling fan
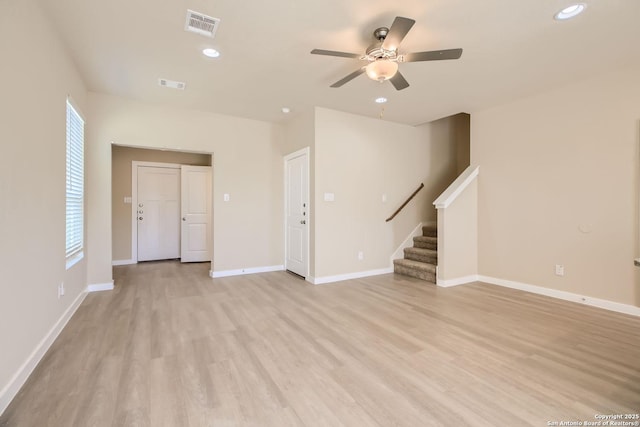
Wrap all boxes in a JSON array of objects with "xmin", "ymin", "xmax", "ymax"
[{"xmin": 311, "ymin": 16, "xmax": 463, "ymax": 91}]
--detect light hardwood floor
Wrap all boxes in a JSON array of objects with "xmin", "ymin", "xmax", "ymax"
[{"xmin": 2, "ymin": 261, "xmax": 639, "ymax": 426}]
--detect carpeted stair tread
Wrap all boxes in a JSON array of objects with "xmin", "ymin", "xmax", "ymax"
[
  {"xmin": 422, "ymin": 224, "xmax": 437, "ymax": 237},
  {"xmin": 393, "ymin": 259, "xmax": 436, "ymax": 282},
  {"xmin": 413, "ymin": 236, "xmax": 437, "ymax": 249},
  {"xmin": 393, "ymin": 258, "xmax": 436, "ymax": 271},
  {"xmin": 403, "ymin": 247, "xmax": 437, "ymax": 263},
  {"xmin": 393, "ymin": 222, "xmax": 438, "ymax": 283}
]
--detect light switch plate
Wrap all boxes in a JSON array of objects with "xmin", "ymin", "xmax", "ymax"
[{"xmin": 324, "ymin": 192, "xmax": 335, "ymax": 202}]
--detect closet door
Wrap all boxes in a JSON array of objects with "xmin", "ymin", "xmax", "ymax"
[
  {"xmin": 137, "ymin": 166, "xmax": 180, "ymax": 261},
  {"xmin": 180, "ymin": 165, "xmax": 212, "ymax": 262}
]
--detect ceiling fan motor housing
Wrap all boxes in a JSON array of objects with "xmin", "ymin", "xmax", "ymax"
[
  {"xmin": 367, "ymin": 27, "xmax": 398, "ymax": 60},
  {"xmin": 366, "ymin": 43, "xmax": 397, "ymax": 60}
]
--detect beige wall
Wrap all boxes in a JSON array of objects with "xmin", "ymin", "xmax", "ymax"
[
  {"xmin": 454, "ymin": 113, "xmax": 471, "ymax": 175},
  {"xmin": 313, "ymin": 107, "xmax": 462, "ymax": 278},
  {"xmin": 437, "ymin": 178, "xmax": 478, "ymax": 282},
  {"xmin": 0, "ymin": 0, "xmax": 87, "ymax": 407},
  {"xmin": 87, "ymin": 93, "xmax": 285, "ymax": 284},
  {"xmin": 111, "ymin": 146, "xmax": 211, "ymax": 261},
  {"xmin": 472, "ymin": 63, "xmax": 640, "ymax": 307}
]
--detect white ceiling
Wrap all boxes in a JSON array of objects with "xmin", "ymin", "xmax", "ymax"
[{"xmin": 38, "ymin": 0, "xmax": 640, "ymax": 125}]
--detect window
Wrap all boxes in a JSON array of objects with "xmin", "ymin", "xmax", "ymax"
[{"xmin": 65, "ymin": 99, "xmax": 84, "ymax": 266}]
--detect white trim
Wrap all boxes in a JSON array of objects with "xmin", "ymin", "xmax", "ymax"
[
  {"xmin": 283, "ymin": 147, "xmax": 311, "ymax": 278},
  {"xmin": 309, "ymin": 267, "xmax": 394, "ymax": 285},
  {"xmin": 437, "ymin": 275, "xmax": 479, "ymax": 287},
  {"xmin": 0, "ymin": 290, "xmax": 87, "ymax": 416},
  {"xmin": 112, "ymin": 259, "xmax": 136, "ymax": 266},
  {"xmin": 389, "ymin": 222, "xmax": 423, "ymax": 265},
  {"xmin": 210, "ymin": 265, "xmax": 285, "ymax": 278},
  {"xmin": 433, "ymin": 165, "xmax": 479, "ymax": 209},
  {"xmin": 87, "ymin": 281, "xmax": 114, "ymax": 292},
  {"xmin": 65, "ymin": 251, "xmax": 84, "ymax": 270},
  {"xmin": 66, "ymin": 95, "xmax": 85, "ymax": 121},
  {"xmin": 478, "ymin": 275, "xmax": 640, "ymax": 317}
]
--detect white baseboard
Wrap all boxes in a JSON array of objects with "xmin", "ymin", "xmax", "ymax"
[
  {"xmin": 389, "ymin": 222, "xmax": 424, "ymax": 264},
  {"xmin": 437, "ymin": 275, "xmax": 479, "ymax": 288},
  {"xmin": 209, "ymin": 265, "xmax": 284, "ymax": 278},
  {"xmin": 0, "ymin": 290, "xmax": 87, "ymax": 416},
  {"xmin": 309, "ymin": 267, "xmax": 394, "ymax": 285},
  {"xmin": 478, "ymin": 275, "xmax": 640, "ymax": 317},
  {"xmin": 87, "ymin": 281, "xmax": 114, "ymax": 292},
  {"xmin": 112, "ymin": 259, "xmax": 136, "ymax": 266}
]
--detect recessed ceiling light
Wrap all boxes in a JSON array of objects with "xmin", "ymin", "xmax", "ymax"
[
  {"xmin": 375, "ymin": 97, "xmax": 388, "ymax": 104},
  {"xmin": 281, "ymin": 107, "xmax": 291, "ymax": 114},
  {"xmin": 554, "ymin": 3, "xmax": 586, "ymax": 20},
  {"xmin": 202, "ymin": 48, "xmax": 220, "ymax": 58}
]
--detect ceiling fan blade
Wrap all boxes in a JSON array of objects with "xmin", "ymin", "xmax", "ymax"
[
  {"xmin": 311, "ymin": 49, "xmax": 361, "ymax": 59},
  {"xmin": 390, "ymin": 71, "xmax": 409, "ymax": 91},
  {"xmin": 381, "ymin": 17, "xmax": 416, "ymax": 51},
  {"xmin": 330, "ymin": 67, "xmax": 366, "ymax": 88},
  {"xmin": 403, "ymin": 48, "xmax": 463, "ymax": 62}
]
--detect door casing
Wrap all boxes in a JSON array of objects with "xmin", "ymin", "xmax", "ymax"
[{"xmin": 131, "ymin": 161, "xmax": 213, "ymax": 263}]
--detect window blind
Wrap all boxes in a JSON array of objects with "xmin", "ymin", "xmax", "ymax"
[{"xmin": 65, "ymin": 99, "xmax": 84, "ymax": 259}]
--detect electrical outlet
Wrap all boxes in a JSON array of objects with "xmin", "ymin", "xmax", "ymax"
[
  {"xmin": 57, "ymin": 282, "xmax": 65, "ymax": 299},
  {"xmin": 358, "ymin": 251, "xmax": 364, "ymax": 261},
  {"xmin": 555, "ymin": 264, "xmax": 564, "ymax": 276}
]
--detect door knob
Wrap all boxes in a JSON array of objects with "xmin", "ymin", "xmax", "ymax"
[{"xmin": 300, "ymin": 220, "xmax": 306, "ymax": 224}]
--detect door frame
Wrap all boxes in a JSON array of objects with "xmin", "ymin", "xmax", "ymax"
[
  {"xmin": 131, "ymin": 161, "xmax": 182, "ymax": 263},
  {"xmin": 283, "ymin": 147, "xmax": 310, "ymax": 279}
]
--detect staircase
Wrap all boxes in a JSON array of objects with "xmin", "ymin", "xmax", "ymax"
[{"xmin": 393, "ymin": 224, "xmax": 437, "ymax": 283}]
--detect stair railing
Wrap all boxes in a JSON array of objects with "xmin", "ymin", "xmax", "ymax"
[{"xmin": 385, "ymin": 183, "xmax": 424, "ymax": 222}]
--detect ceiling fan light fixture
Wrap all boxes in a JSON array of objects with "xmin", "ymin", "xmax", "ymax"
[{"xmin": 365, "ymin": 60, "xmax": 398, "ymax": 82}]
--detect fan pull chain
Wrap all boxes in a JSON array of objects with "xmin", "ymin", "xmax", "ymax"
[{"xmin": 379, "ymin": 106, "xmax": 385, "ymax": 120}]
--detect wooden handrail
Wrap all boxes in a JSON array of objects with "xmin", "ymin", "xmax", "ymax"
[{"xmin": 385, "ymin": 183, "xmax": 424, "ymax": 222}]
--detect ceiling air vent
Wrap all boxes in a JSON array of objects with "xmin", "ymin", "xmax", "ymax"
[
  {"xmin": 184, "ymin": 9, "xmax": 220, "ymax": 38},
  {"xmin": 158, "ymin": 78, "xmax": 186, "ymax": 90}
]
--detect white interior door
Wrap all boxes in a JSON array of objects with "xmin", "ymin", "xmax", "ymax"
[
  {"xmin": 285, "ymin": 149, "xmax": 309, "ymax": 277},
  {"xmin": 180, "ymin": 165, "xmax": 212, "ymax": 262},
  {"xmin": 137, "ymin": 166, "xmax": 180, "ymax": 261}
]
